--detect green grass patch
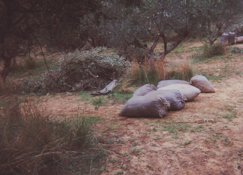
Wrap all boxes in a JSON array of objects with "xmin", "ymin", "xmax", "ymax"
[
  {"xmin": 149, "ymin": 122, "xmax": 192, "ymax": 139},
  {"xmin": 80, "ymin": 91, "xmax": 92, "ymax": 102},
  {"xmin": 91, "ymin": 97, "xmax": 107, "ymax": 110},
  {"xmin": 163, "ymin": 123, "xmax": 191, "ymax": 133},
  {"xmin": 80, "ymin": 91, "xmax": 131, "ymax": 108},
  {"xmin": 162, "ymin": 123, "xmax": 191, "ymax": 139},
  {"xmin": 108, "ymin": 92, "xmax": 133, "ymax": 103}
]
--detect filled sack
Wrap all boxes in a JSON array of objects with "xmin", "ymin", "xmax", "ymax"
[
  {"xmin": 148, "ymin": 89, "xmax": 185, "ymax": 111},
  {"xmin": 157, "ymin": 80, "xmax": 189, "ymax": 88},
  {"xmin": 158, "ymin": 84, "xmax": 201, "ymax": 101},
  {"xmin": 120, "ymin": 93, "xmax": 169, "ymax": 118},
  {"xmin": 133, "ymin": 84, "xmax": 157, "ymax": 96},
  {"xmin": 190, "ymin": 75, "xmax": 215, "ymax": 93}
]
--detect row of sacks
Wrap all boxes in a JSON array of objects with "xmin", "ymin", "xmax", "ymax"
[{"xmin": 119, "ymin": 75, "xmax": 215, "ymax": 118}]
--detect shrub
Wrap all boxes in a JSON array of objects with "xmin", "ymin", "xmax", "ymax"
[
  {"xmin": 130, "ymin": 59, "xmax": 165, "ymax": 85},
  {"xmin": 203, "ymin": 43, "xmax": 226, "ymax": 58},
  {"xmin": 23, "ymin": 47, "xmax": 130, "ymax": 94},
  {"xmin": 0, "ymin": 102, "xmax": 105, "ymax": 175}
]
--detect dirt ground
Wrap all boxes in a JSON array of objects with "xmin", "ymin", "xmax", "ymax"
[{"xmin": 1, "ymin": 42, "xmax": 243, "ymax": 175}]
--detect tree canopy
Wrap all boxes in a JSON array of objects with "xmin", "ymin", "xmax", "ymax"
[{"xmin": 0, "ymin": 0, "xmax": 242, "ymax": 82}]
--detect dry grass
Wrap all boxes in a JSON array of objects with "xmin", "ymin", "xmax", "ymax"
[
  {"xmin": 166, "ymin": 62, "xmax": 194, "ymax": 81},
  {"xmin": 129, "ymin": 59, "xmax": 165, "ymax": 85},
  {"xmin": 0, "ymin": 101, "xmax": 106, "ymax": 175},
  {"xmin": 128, "ymin": 59, "xmax": 193, "ymax": 85}
]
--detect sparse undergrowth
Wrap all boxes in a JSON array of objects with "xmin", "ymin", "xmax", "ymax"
[
  {"xmin": 92, "ymin": 97, "xmax": 107, "ymax": 110},
  {"xmin": 80, "ymin": 91, "xmax": 133, "ymax": 107},
  {"xmin": 80, "ymin": 91, "xmax": 92, "ymax": 102},
  {"xmin": 192, "ymin": 43, "xmax": 226, "ymax": 63},
  {"xmin": 202, "ymin": 43, "xmax": 226, "ymax": 58},
  {"xmin": 80, "ymin": 92, "xmax": 107, "ymax": 110},
  {"xmin": 108, "ymin": 92, "xmax": 133, "ymax": 104},
  {"xmin": 223, "ymin": 112, "xmax": 237, "ymax": 121},
  {"xmin": 222, "ymin": 105, "xmax": 237, "ymax": 121},
  {"xmin": 150, "ymin": 122, "xmax": 205, "ymax": 139},
  {"xmin": 162, "ymin": 123, "xmax": 191, "ymax": 139},
  {"xmin": 0, "ymin": 102, "xmax": 106, "ymax": 175}
]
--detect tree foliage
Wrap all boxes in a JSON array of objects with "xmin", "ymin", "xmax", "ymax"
[
  {"xmin": 0, "ymin": 0, "xmax": 101, "ymax": 82},
  {"xmin": 192, "ymin": 0, "xmax": 242, "ymax": 45},
  {"xmin": 0, "ymin": 0, "xmax": 242, "ymax": 82}
]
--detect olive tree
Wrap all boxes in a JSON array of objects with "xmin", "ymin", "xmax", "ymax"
[{"xmin": 141, "ymin": 0, "xmax": 197, "ymax": 59}]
